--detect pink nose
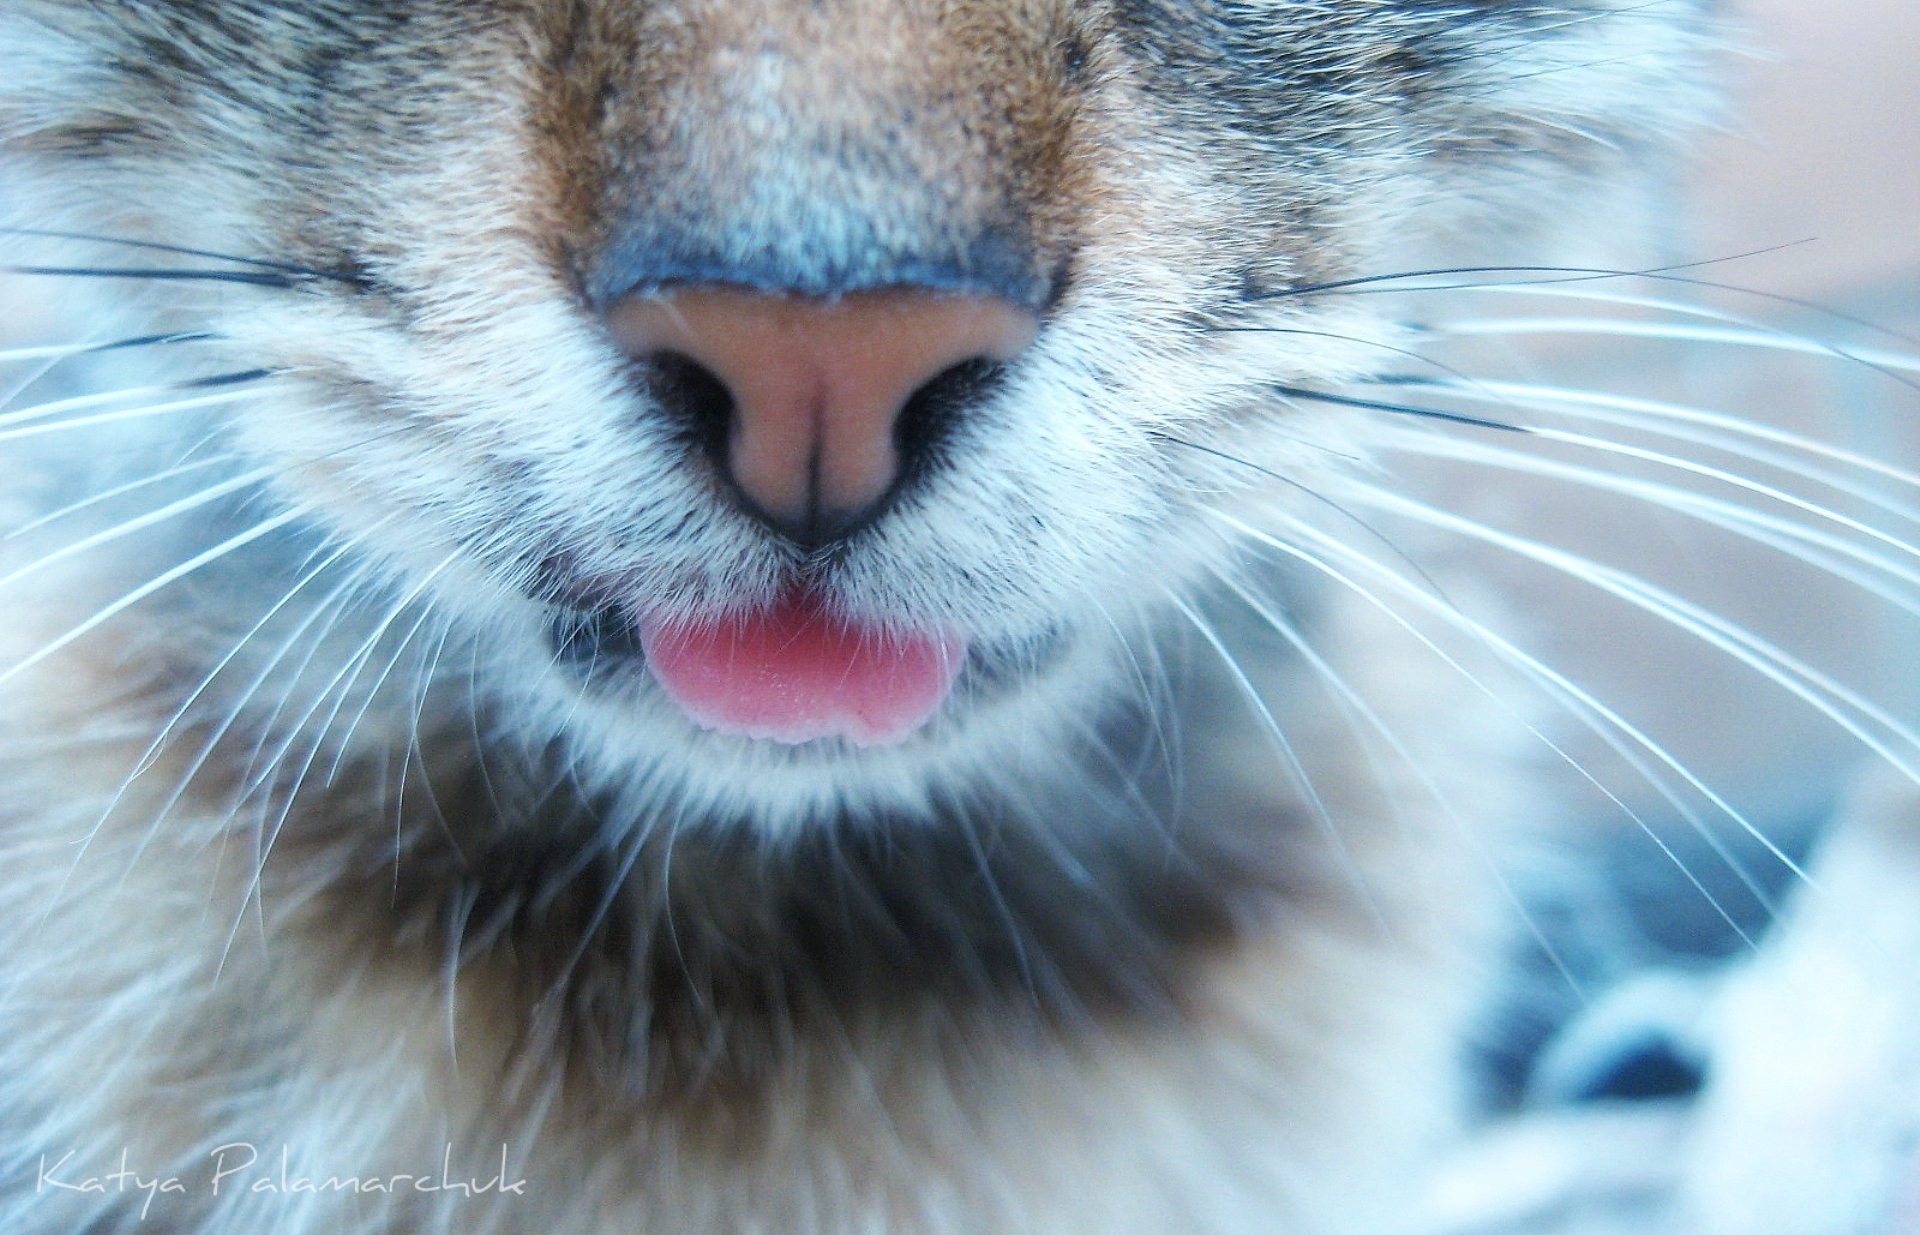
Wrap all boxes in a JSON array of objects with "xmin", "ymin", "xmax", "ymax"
[{"xmin": 607, "ymin": 288, "xmax": 1038, "ymax": 543}]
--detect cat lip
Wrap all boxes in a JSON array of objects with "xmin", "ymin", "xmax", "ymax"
[{"xmin": 549, "ymin": 604, "xmax": 649, "ymax": 669}]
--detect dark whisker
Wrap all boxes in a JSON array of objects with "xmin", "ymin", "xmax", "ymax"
[
  {"xmin": 1268, "ymin": 383, "xmax": 1530, "ymax": 433},
  {"xmin": 181, "ymin": 369, "xmax": 277, "ymax": 390},
  {"xmin": 0, "ymin": 225, "xmax": 362, "ymax": 283},
  {"xmin": 1253, "ymin": 247, "xmax": 1920, "ymax": 351},
  {"xmin": 91, "ymin": 331, "xmax": 220, "ymax": 353},
  {"xmin": 3, "ymin": 264, "xmax": 314, "ymax": 289}
]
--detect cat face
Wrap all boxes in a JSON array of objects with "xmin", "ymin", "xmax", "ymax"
[{"xmin": 0, "ymin": 0, "xmax": 1707, "ymax": 828}]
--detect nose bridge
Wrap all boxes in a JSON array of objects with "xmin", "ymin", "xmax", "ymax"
[
  {"xmin": 588, "ymin": 0, "xmax": 1072, "ymax": 308},
  {"xmin": 608, "ymin": 289, "xmax": 1039, "ymax": 543}
]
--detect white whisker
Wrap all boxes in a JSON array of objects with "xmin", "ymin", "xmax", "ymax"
[
  {"xmin": 1214, "ymin": 567, "xmax": 1614, "ymax": 985},
  {"xmin": 1512, "ymin": 424, "xmax": 1920, "ymax": 567},
  {"xmin": 1384, "ymin": 377, "xmax": 1920, "ymax": 506},
  {"xmin": 0, "ymin": 467, "xmax": 275, "ymax": 594},
  {"xmin": 0, "ymin": 505, "xmax": 311, "ymax": 690},
  {"xmin": 215, "ymin": 553, "xmax": 458, "ymax": 983},
  {"xmin": 8, "ymin": 453, "xmax": 239, "ymax": 539},
  {"xmin": 1434, "ymin": 315, "xmax": 1920, "ymax": 377},
  {"xmin": 0, "ymin": 380, "xmax": 253, "ymax": 427},
  {"xmin": 1356, "ymin": 487, "xmax": 1920, "ymax": 784},
  {"xmin": 115, "ymin": 569, "xmax": 380, "ymax": 899},
  {"xmin": 1381, "ymin": 429, "xmax": 1920, "ymax": 605},
  {"xmin": 1454, "ymin": 279, "xmax": 1920, "ymax": 351},
  {"xmin": 0, "ymin": 388, "xmax": 261, "ymax": 443},
  {"xmin": 62, "ymin": 536, "xmax": 372, "ymax": 896},
  {"xmin": 1169, "ymin": 593, "xmax": 1388, "ymax": 929},
  {"xmin": 1213, "ymin": 508, "xmax": 1812, "ymax": 903}
]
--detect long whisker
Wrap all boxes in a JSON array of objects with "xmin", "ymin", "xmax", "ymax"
[
  {"xmin": 214, "ymin": 555, "xmax": 458, "ymax": 983},
  {"xmin": 1211, "ymin": 509, "xmax": 1777, "ymax": 941},
  {"xmin": 0, "ymin": 505, "xmax": 313, "ymax": 691},
  {"xmin": 74, "ymin": 537, "xmax": 375, "ymax": 900},
  {"xmin": 0, "ymin": 333, "xmax": 217, "ymax": 365},
  {"xmin": 1294, "ymin": 378, "xmax": 1920, "ymax": 570},
  {"xmin": 1247, "ymin": 250, "xmax": 1806, "ymax": 299},
  {"xmin": 1434, "ymin": 315, "xmax": 1920, "ymax": 392},
  {"xmin": 3, "ymin": 263, "xmax": 321, "ymax": 290},
  {"xmin": 1378, "ymin": 376, "xmax": 1920, "ymax": 503},
  {"xmin": 1450, "ymin": 278, "xmax": 1920, "ymax": 353},
  {"xmin": 0, "ymin": 467, "xmax": 277, "ymax": 594},
  {"xmin": 231, "ymin": 556, "xmax": 457, "ymax": 810},
  {"xmin": 0, "ymin": 226, "xmax": 363, "ymax": 283},
  {"xmin": 257, "ymin": 591, "xmax": 446, "ymax": 865},
  {"xmin": 1212, "ymin": 567, "xmax": 1605, "ymax": 989},
  {"xmin": 1089, "ymin": 599, "xmax": 1185, "ymax": 813},
  {"xmin": 1269, "ymin": 382, "xmax": 1532, "ymax": 434},
  {"xmin": 127, "ymin": 568, "xmax": 380, "ymax": 890},
  {"xmin": 0, "ymin": 370, "xmax": 270, "ymax": 427},
  {"xmin": 8, "ymin": 453, "xmax": 240, "ymax": 540},
  {"xmin": 1251, "ymin": 248, "xmax": 1920, "ymax": 347},
  {"xmin": 1381, "ymin": 428, "xmax": 1920, "ymax": 606},
  {"xmin": 1168, "ymin": 593, "xmax": 1389, "ymax": 930},
  {"xmin": 1356, "ymin": 487, "xmax": 1920, "ymax": 782},
  {"xmin": 323, "ymin": 591, "xmax": 452, "ymax": 790},
  {"xmin": 1509, "ymin": 425, "xmax": 1920, "ymax": 567}
]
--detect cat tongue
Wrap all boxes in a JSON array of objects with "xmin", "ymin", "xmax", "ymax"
[{"xmin": 637, "ymin": 589, "xmax": 966, "ymax": 747}]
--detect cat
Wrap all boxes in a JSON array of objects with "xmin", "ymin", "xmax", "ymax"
[{"xmin": 0, "ymin": 1, "xmax": 1804, "ymax": 1232}]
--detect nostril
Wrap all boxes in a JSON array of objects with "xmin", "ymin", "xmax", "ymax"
[
  {"xmin": 639, "ymin": 350, "xmax": 735, "ymax": 456},
  {"xmin": 895, "ymin": 356, "xmax": 1008, "ymax": 475}
]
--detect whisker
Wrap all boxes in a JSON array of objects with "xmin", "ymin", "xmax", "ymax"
[
  {"xmin": 397, "ymin": 622, "xmax": 458, "ymax": 845},
  {"xmin": 3, "ymin": 264, "xmax": 318, "ymax": 290},
  {"xmin": 0, "ymin": 467, "xmax": 276, "ymax": 594},
  {"xmin": 1246, "ymin": 513, "xmax": 1805, "ymax": 938},
  {"xmin": 1433, "ymin": 315, "xmax": 1920, "ymax": 391},
  {"xmin": 0, "ymin": 505, "xmax": 313, "ymax": 691},
  {"xmin": 1380, "ymin": 376, "xmax": 1920, "ymax": 503},
  {"xmin": 233, "ymin": 555, "xmax": 458, "ymax": 809},
  {"xmin": 1453, "ymin": 278, "xmax": 1920, "ymax": 353},
  {"xmin": 1089, "ymin": 600, "xmax": 1185, "ymax": 816},
  {"xmin": 1247, "ymin": 244, "xmax": 1814, "ymax": 300},
  {"xmin": 215, "ymin": 555, "xmax": 459, "ymax": 981},
  {"xmin": 75, "ymin": 539, "xmax": 375, "ymax": 900},
  {"xmin": 8, "ymin": 453, "xmax": 240, "ymax": 539},
  {"xmin": 1212, "ymin": 567, "xmax": 1604, "ymax": 991},
  {"xmin": 0, "ymin": 333, "xmax": 217, "ymax": 365},
  {"xmin": 1381, "ymin": 428, "xmax": 1920, "ymax": 605},
  {"xmin": 1268, "ymin": 383, "xmax": 1532, "ymax": 433},
  {"xmin": 0, "ymin": 373, "xmax": 268, "ymax": 428},
  {"xmin": 1518, "ymin": 425, "xmax": 1920, "ymax": 566},
  {"xmin": 1168, "ymin": 593, "xmax": 1389, "ymax": 931},
  {"xmin": 1322, "ymin": 379, "xmax": 1920, "ymax": 569},
  {"xmin": 322, "ymin": 593, "xmax": 451, "ymax": 790},
  {"xmin": 257, "ymin": 596, "xmax": 444, "ymax": 865},
  {"xmin": 124, "ymin": 568, "xmax": 381, "ymax": 889},
  {"xmin": 0, "ymin": 226, "xmax": 363, "ymax": 283},
  {"xmin": 1211, "ymin": 509, "xmax": 1777, "ymax": 942},
  {"xmin": 1356, "ymin": 487, "xmax": 1920, "ymax": 783}
]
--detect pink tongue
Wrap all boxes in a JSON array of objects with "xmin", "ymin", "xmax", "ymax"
[{"xmin": 637, "ymin": 590, "xmax": 966, "ymax": 747}]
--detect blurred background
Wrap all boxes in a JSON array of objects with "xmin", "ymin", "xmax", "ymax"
[{"xmin": 1419, "ymin": 2, "xmax": 1920, "ymax": 1230}]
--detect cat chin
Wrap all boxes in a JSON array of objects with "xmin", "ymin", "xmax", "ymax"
[{"xmin": 508, "ymin": 616, "xmax": 1117, "ymax": 835}]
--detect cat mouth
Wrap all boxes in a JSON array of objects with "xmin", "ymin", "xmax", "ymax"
[{"xmin": 548, "ymin": 583, "xmax": 969, "ymax": 747}]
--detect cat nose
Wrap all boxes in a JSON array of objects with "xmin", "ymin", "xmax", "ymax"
[{"xmin": 607, "ymin": 288, "xmax": 1038, "ymax": 548}]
